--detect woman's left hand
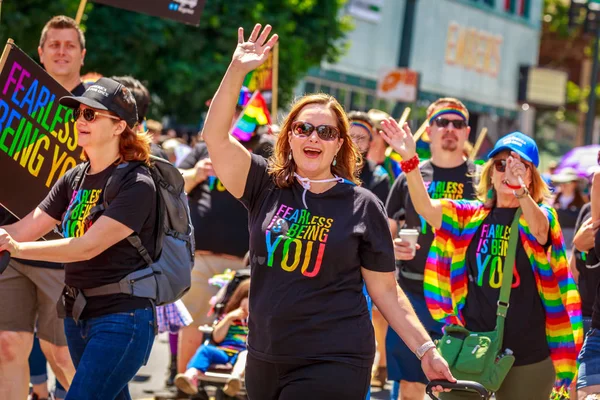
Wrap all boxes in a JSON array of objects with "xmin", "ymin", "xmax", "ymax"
[
  {"xmin": 0, "ymin": 228, "xmax": 20, "ymax": 257},
  {"xmin": 504, "ymin": 151, "xmax": 528, "ymax": 186},
  {"xmin": 421, "ymin": 348, "xmax": 455, "ymax": 392}
]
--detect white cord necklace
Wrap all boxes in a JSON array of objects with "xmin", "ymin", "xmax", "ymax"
[{"xmin": 293, "ymin": 173, "xmax": 346, "ymax": 209}]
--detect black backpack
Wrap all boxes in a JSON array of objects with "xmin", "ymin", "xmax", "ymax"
[{"xmin": 70, "ymin": 155, "xmax": 195, "ymax": 306}]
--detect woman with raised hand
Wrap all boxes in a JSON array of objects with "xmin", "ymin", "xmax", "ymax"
[
  {"xmin": 200, "ymin": 23, "xmax": 453, "ymax": 399},
  {"xmin": 378, "ymin": 118, "xmax": 583, "ymax": 399}
]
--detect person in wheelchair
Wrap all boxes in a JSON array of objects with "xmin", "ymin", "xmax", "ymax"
[{"xmin": 175, "ymin": 279, "xmax": 250, "ymax": 396}]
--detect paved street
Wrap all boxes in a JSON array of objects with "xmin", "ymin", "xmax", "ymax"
[{"xmin": 128, "ymin": 333, "xmax": 400, "ymax": 400}]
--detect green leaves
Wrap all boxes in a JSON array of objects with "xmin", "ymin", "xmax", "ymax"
[{"xmin": 2, "ymin": 0, "xmax": 351, "ymax": 125}]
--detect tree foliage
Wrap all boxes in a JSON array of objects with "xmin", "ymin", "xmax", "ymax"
[{"xmin": 0, "ymin": 0, "xmax": 352, "ymax": 125}]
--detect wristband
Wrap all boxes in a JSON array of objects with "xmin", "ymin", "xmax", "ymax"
[
  {"xmin": 400, "ymin": 154, "xmax": 419, "ymax": 173},
  {"xmin": 416, "ymin": 340, "xmax": 436, "ymax": 360},
  {"xmin": 513, "ymin": 186, "xmax": 530, "ymax": 199},
  {"xmin": 502, "ymin": 179, "xmax": 522, "ymax": 190}
]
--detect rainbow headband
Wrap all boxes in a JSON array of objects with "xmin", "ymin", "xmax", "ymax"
[
  {"xmin": 428, "ymin": 106, "xmax": 468, "ymax": 125},
  {"xmin": 350, "ymin": 121, "xmax": 373, "ymax": 139}
]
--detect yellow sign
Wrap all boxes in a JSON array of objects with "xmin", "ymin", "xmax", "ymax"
[{"xmin": 445, "ymin": 22, "xmax": 503, "ymax": 78}]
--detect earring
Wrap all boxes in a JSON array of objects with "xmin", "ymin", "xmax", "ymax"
[
  {"xmin": 288, "ymin": 152, "xmax": 292, "ymax": 161},
  {"xmin": 487, "ymin": 188, "xmax": 494, "ymax": 199},
  {"xmin": 332, "ymin": 155, "xmax": 337, "ymax": 167}
]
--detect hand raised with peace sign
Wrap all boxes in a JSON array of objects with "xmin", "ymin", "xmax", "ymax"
[{"xmin": 232, "ymin": 24, "xmax": 278, "ymax": 74}]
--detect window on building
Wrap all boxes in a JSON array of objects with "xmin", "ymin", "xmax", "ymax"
[
  {"xmin": 304, "ymin": 82, "xmax": 316, "ymax": 94},
  {"xmin": 469, "ymin": 0, "xmax": 494, "ymax": 6},
  {"xmin": 504, "ymin": 0, "xmax": 529, "ymax": 18}
]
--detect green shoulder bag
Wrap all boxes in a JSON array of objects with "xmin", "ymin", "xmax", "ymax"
[{"xmin": 435, "ymin": 208, "xmax": 521, "ymax": 392}]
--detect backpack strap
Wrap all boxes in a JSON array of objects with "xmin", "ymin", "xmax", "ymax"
[
  {"xmin": 495, "ymin": 208, "xmax": 522, "ymax": 340},
  {"xmin": 71, "ymin": 162, "xmax": 90, "ymax": 192}
]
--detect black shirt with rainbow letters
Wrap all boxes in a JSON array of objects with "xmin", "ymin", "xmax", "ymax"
[{"xmin": 240, "ymin": 154, "xmax": 395, "ymax": 367}]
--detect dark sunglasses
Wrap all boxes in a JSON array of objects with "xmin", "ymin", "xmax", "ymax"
[
  {"xmin": 493, "ymin": 159, "xmax": 530, "ymax": 173},
  {"xmin": 74, "ymin": 108, "xmax": 121, "ymax": 123},
  {"xmin": 291, "ymin": 121, "xmax": 340, "ymax": 141},
  {"xmin": 433, "ymin": 118, "xmax": 468, "ymax": 129}
]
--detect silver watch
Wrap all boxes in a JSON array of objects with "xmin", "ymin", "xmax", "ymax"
[{"xmin": 416, "ymin": 340, "xmax": 436, "ymax": 360}]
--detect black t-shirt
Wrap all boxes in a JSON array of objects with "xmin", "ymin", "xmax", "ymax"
[
  {"xmin": 574, "ymin": 203, "xmax": 600, "ymax": 318},
  {"xmin": 591, "ymin": 222, "xmax": 600, "ymax": 328},
  {"xmin": 0, "ymin": 82, "xmax": 88, "ymax": 269},
  {"xmin": 179, "ymin": 137, "xmax": 273, "ymax": 258},
  {"xmin": 240, "ymin": 154, "xmax": 395, "ymax": 367},
  {"xmin": 71, "ymin": 82, "xmax": 86, "ymax": 96},
  {"xmin": 360, "ymin": 159, "xmax": 390, "ymax": 203},
  {"xmin": 39, "ymin": 163, "xmax": 157, "ymax": 319},
  {"xmin": 385, "ymin": 160, "xmax": 477, "ymax": 295},
  {"xmin": 462, "ymin": 207, "xmax": 549, "ymax": 366}
]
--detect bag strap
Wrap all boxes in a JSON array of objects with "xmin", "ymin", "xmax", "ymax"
[{"xmin": 495, "ymin": 208, "xmax": 522, "ymax": 334}]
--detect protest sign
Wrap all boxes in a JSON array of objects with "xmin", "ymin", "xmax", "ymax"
[
  {"xmin": 90, "ymin": 0, "xmax": 206, "ymax": 26},
  {"xmin": 0, "ymin": 39, "xmax": 80, "ymax": 225}
]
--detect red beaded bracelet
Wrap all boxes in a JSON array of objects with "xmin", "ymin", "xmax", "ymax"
[{"xmin": 400, "ymin": 154, "xmax": 419, "ymax": 173}]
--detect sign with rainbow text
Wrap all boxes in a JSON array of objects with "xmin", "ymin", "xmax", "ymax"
[
  {"xmin": 0, "ymin": 40, "xmax": 79, "ymax": 222},
  {"xmin": 92, "ymin": 0, "xmax": 206, "ymax": 26}
]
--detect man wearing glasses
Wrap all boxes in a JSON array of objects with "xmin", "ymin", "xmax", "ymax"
[
  {"xmin": 0, "ymin": 15, "xmax": 84, "ymax": 400},
  {"xmin": 385, "ymin": 98, "xmax": 479, "ymax": 400}
]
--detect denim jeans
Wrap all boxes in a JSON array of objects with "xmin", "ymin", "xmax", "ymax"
[
  {"xmin": 578, "ymin": 327, "xmax": 600, "ymax": 389},
  {"xmin": 187, "ymin": 344, "xmax": 238, "ymax": 372},
  {"xmin": 64, "ymin": 307, "xmax": 155, "ymax": 400}
]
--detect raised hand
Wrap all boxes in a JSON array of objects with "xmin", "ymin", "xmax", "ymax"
[
  {"xmin": 505, "ymin": 151, "xmax": 528, "ymax": 187},
  {"xmin": 379, "ymin": 118, "xmax": 417, "ymax": 160},
  {"xmin": 232, "ymin": 24, "xmax": 279, "ymax": 74}
]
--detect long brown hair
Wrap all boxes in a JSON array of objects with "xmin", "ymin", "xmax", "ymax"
[
  {"xmin": 224, "ymin": 279, "xmax": 250, "ymax": 314},
  {"xmin": 269, "ymin": 93, "xmax": 362, "ymax": 188}
]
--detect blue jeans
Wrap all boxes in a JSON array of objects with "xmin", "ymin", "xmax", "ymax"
[
  {"xmin": 386, "ymin": 290, "xmax": 444, "ymax": 384},
  {"xmin": 187, "ymin": 344, "xmax": 239, "ymax": 372},
  {"xmin": 578, "ymin": 327, "xmax": 600, "ymax": 389},
  {"xmin": 64, "ymin": 308, "xmax": 155, "ymax": 400}
]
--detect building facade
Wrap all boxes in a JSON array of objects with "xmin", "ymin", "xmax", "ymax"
[{"xmin": 299, "ymin": 0, "xmax": 543, "ymax": 148}]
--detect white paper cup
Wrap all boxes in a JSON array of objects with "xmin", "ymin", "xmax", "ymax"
[{"xmin": 399, "ymin": 229, "xmax": 420, "ymax": 256}]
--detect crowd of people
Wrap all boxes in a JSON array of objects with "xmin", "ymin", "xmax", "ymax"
[{"xmin": 0, "ymin": 16, "xmax": 597, "ymax": 400}]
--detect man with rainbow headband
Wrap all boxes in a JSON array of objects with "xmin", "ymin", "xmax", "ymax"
[
  {"xmin": 384, "ymin": 98, "xmax": 479, "ymax": 400},
  {"xmin": 380, "ymin": 112, "xmax": 583, "ymax": 398}
]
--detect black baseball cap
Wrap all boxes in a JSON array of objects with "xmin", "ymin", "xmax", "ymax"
[{"xmin": 60, "ymin": 77, "xmax": 138, "ymax": 128}]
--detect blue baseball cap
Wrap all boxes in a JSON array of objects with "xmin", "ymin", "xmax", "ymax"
[{"xmin": 487, "ymin": 131, "xmax": 539, "ymax": 167}]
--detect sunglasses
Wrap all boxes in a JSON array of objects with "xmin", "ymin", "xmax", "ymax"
[
  {"xmin": 74, "ymin": 108, "xmax": 121, "ymax": 123},
  {"xmin": 493, "ymin": 159, "xmax": 531, "ymax": 173},
  {"xmin": 291, "ymin": 121, "xmax": 340, "ymax": 141},
  {"xmin": 433, "ymin": 118, "xmax": 468, "ymax": 129}
]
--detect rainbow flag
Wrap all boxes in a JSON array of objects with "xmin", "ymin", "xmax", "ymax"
[{"xmin": 231, "ymin": 90, "xmax": 271, "ymax": 142}]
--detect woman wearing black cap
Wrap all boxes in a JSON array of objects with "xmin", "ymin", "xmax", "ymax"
[{"xmin": 0, "ymin": 77, "xmax": 157, "ymax": 400}]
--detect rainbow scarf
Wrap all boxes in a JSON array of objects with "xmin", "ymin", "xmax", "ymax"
[
  {"xmin": 424, "ymin": 200, "xmax": 583, "ymax": 390},
  {"xmin": 231, "ymin": 90, "xmax": 271, "ymax": 142},
  {"xmin": 428, "ymin": 105, "xmax": 468, "ymax": 125}
]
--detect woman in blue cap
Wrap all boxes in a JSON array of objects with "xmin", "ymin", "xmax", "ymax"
[{"xmin": 379, "ymin": 122, "xmax": 582, "ymax": 399}]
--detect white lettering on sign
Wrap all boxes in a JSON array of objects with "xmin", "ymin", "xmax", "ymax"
[
  {"xmin": 445, "ymin": 22, "xmax": 503, "ymax": 78},
  {"xmin": 170, "ymin": 0, "xmax": 198, "ymax": 15}
]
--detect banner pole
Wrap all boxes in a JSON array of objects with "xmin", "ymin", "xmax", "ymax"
[
  {"xmin": 470, "ymin": 127, "xmax": 488, "ymax": 160},
  {"xmin": 271, "ymin": 43, "xmax": 279, "ymax": 120},
  {"xmin": 397, "ymin": 107, "xmax": 411, "ymax": 127},
  {"xmin": 75, "ymin": 0, "xmax": 88, "ymax": 24},
  {"xmin": 412, "ymin": 119, "xmax": 429, "ymax": 142},
  {"xmin": 0, "ymin": 39, "xmax": 14, "ymax": 73}
]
